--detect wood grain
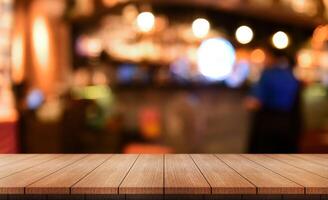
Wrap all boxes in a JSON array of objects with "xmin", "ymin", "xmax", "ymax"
[
  {"xmin": 120, "ymin": 154, "xmax": 163, "ymax": 194},
  {"xmin": 0, "ymin": 154, "xmax": 36, "ymax": 167},
  {"xmin": 71, "ymin": 154, "xmax": 138, "ymax": 195},
  {"xmin": 244, "ymin": 154, "xmax": 328, "ymax": 194},
  {"xmin": 0, "ymin": 154, "xmax": 86, "ymax": 194},
  {"xmin": 26, "ymin": 154, "xmax": 110, "ymax": 194},
  {"xmin": 216, "ymin": 154, "xmax": 303, "ymax": 194},
  {"xmin": 0, "ymin": 154, "xmax": 59, "ymax": 179},
  {"xmin": 294, "ymin": 154, "xmax": 328, "ymax": 167},
  {"xmin": 164, "ymin": 154, "xmax": 210, "ymax": 194},
  {"xmin": 270, "ymin": 154, "xmax": 328, "ymax": 179},
  {"xmin": 191, "ymin": 154, "xmax": 256, "ymax": 194},
  {"xmin": 0, "ymin": 154, "xmax": 326, "ymax": 197}
]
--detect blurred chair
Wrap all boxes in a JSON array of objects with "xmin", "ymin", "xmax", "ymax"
[{"xmin": 0, "ymin": 121, "xmax": 18, "ymax": 153}]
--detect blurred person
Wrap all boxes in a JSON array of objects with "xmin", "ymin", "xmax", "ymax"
[
  {"xmin": 12, "ymin": 81, "xmax": 28, "ymax": 152},
  {"xmin": 245, "ymin": 50, "xmax": 302, "ymax": 153}
]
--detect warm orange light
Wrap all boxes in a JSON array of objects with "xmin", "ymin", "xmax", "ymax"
[
  {"xmin": 312, "ymin": 25, "xmax": 328, "ymax": 49},
  {"xmin": 291, "ymin": 0, "xmax": 317, "ymax": 16},
  {"xmin": 92, "ymin": 71, "xmax": 108, "ymax": 85},
  {"xmin": 0, "ymin": 0, "xmax": 17, "ymax": 122},
  {"xmin": 122, "ymin": 4, "xmax": 138, "ymax": 23},
  {"xmin": 11, "ymin": 33, "xmax": 25, "ymax": 84},
  {"xmin": 236, "ymin": 49, "xmax": 249, "ymax": 60},
  {"xmin": 251, "ymin": 48, "xmax": 266, "ymax": 64},
  {"xmin": 297, "ymin": 49, "xmax": 314, "ymax": 68},
  {"xmin": 0, "ymin": 89, "xmax": 18, "ymax": 122},
  {"xmin": 32, "ymin": 16, "xmax": 50, "ymax": 70},
  {"xmin": 102, "ymin": 0, "xmax": 118, "ymax": 7}
]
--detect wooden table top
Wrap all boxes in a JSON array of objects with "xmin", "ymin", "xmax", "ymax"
[{"xmin": 0, "ymin": 154, "xmax": 328, "ymax": 198}]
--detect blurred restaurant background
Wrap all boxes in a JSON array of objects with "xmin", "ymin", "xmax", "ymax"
[{"xmin": 1, "ymin": 0, "xmax": 328, "ymax": 153}]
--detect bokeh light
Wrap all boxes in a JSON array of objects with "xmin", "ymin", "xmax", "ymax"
[
  {"xmin": 291, "ymin": 0, "xmax": 318, "ymax": 16},
  {"xmin": 27, "ymin": 89, "xmax": 44, "ymax": 110},
  {"xmin": 86, "ymin": 37, "xmax": 103, "ymax": 57},
  {"xmin": 225, "ymin": 60, "xmax": 249, "ymax": 88},
  {"xmin": 170, "ymin": 57, "xmax": 191, "ymax": 81},
  {"xmin": 32, "ymin": 16, "xmax": 49, "ymax": 69},
  {"xmin": 122, "ymin": 4, "xmax": 138, "ymax": 23},
  {"xmin": 297, "ymin": 49, "xmax": 314, "ymax": 68},
  {"xmin": 192, "ymin": 18, "xmax": 210, "ymax": 39},
  {"xmin": 136, "ymin": 12, "xmax": 155, "ymax": 32},
  {"xmin": 272, "ymin": 31, "xmax": 289, "ymax": 49},
  {"xmin": 117, "ymin": 64, "xmax": 137, "ymax": 83},
  {"xmin": 76, "ymin": 35, "xmax": 102, "ymax": 57},
  {"xmin": 102, "ymin": 0, "xmax": 119, "ymax": 7},
  {"xmin": 250, "ymin": 48, "xmax": 266, "ymax": 64},
  {"xmin": 197, "ymin": 38, "xmax": 236, "ymax": 81},
  {"xmin": 235, "ymin": 25, "xmax": 253, "ymax": 44},
  {"xmin": 11, "ymin": 33, "xmax": 25, "ymax": 84},
  {"xmin": 320, "ymin": 52, "xmax": 328, "ymax": 69}
]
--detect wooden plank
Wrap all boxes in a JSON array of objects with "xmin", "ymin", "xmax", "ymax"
[
  {"xmin": 126, "ymin": 195, "xmax": 163, "ymax": 200},
  {"xmin": 0, "ymin": 154, "xmax": 36, "ymax": 167},
  {"xmin": 244, "ymin": 154, "xmax": 328, "ymax": 194},
  {"xmin": 282, "ymin": 195, "xmax": 320, "ymax": 200},
  {"xmin": 26, "ymin": 154, "xmax": 110, "ymax": 194},
  {"xmin": 0, "ymin": 154, "xmax": 59, "ymax": 179},
  {"xmin": 120, "ymin": 154, "xmax": 163, "ymax": 195},
  {"xmin": 71, "ymin": 154, "xmax": 138, "ymax": 195},
  {"xmin": 191, "ymin": 154, "xmax": 255, "ymax": 195},
  {"xmin": 7, "ymin": 195, "xmax": 46, "ymax": 200},
  {"xmin": 242, "ymin": 195, "xmax": 282, "ymax": 200},
  {"xmin": 293, "ymin": 154, "xmax": 328, "ymax": 167},
  {"xmin": 164, "ymin": 154, "xmax": 210, "ymax": 194},
  {"xmin": 269, "ymin": 154, "xmax": 328, "ymax": 179},
  {"xmin": 164, "ymin": 195, "xmax": 204, "ymax": 200},
  {"xmin": 216, "ymin": 154, "xmax": 303, "ymax": 194},
  {"xmin": 316, "ymin": 154, "xmax": 328, "ymax": 158},
  {"xmin": 47, "ymin": 194, "xmax": 85, "ymax": 200},
  {"xmin": 85, "ymin": 194, "xmax": 125, "ymax": 200},
  {"xmin": 0, "ymin": 154, "xmax": 87, "ymax": 194},
  {"xmin": 204, "ymin": 195, "xmax": 242, "ymax": 200}
]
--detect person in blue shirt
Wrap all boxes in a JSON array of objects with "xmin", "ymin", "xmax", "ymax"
[{"xmin": 245, "ymin": 51, "xmax": 301, "ymax": 153}]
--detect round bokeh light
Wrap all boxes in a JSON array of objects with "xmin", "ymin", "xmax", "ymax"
[
  {"xmin": 197, "ymin": 38, "xmax": 236, "ymax": 81},
  {"xmin": 235, "ymin": 25, "xmax": 254, "ymax": 44},
  {"xmin": 192, "ymin": 18, "xmax": 210, "ymax": 39},
  {"xmin": 136, "ymin": 12, "xmax": 155, "ymax": 32},
  {"xmin": 272, "ymin": 31, "xmax": 289, "ymax": 49}
]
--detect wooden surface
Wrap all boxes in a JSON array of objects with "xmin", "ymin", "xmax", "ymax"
[
  {"xmin": 191, "ymin": 154, "xmax": 256, "ymax": 194},
  {"xmin": 0, "ymin": 154, "xmax": 59, "ymax": 179},
  {"xmin": 0, "ymin": 154, "xmax": 327, "ymax": 198},
  {"xmin": 26, "ymin": 154, "xmax": 109, "ymax": 194},
  {"xmin": 120, "ymin": 154, "xmax": 163, "ymax": 194},
  {"xmin": 216, "ymin": 154, "xmax": 303, "ymax": 194},
  {"xmin": 0, "ymin": 154, "xmax": 85, "ymax": 194},
  {"xmin": 165, "ymin": 154, "xmax": 210, "ymax": 194},
  {"xmin": 72, "ymin": 154, "xmax": 138, "ymax": 194},
  {"xmin": 244, "ymin": 154, "xmax": 328, "ymax": 194}
]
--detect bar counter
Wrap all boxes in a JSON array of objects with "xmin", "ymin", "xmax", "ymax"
[{"xmin": 0, "ymin": 154, "xmax": 327, "ymax": 199}]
